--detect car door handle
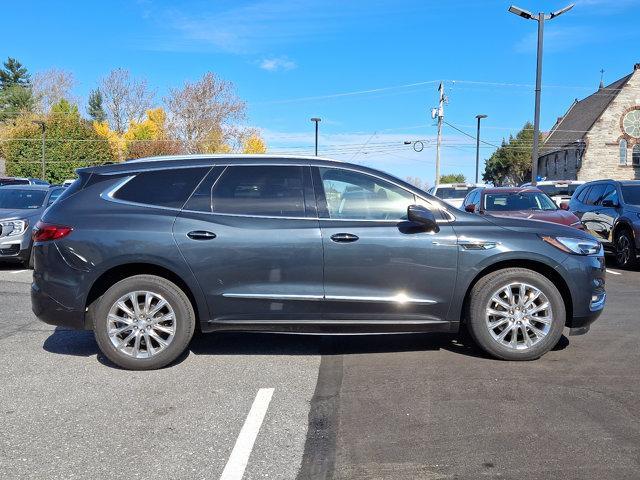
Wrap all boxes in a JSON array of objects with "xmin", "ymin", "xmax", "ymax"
[
  {"xmin": 187, "ymin": 230, "xmax": 217, "ymax": 240},
  {"xmin": 330, "ymin": 233, "xmax": 359, "ymax": 243}
]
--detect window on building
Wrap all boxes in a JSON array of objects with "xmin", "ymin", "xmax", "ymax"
[
  {"xmin": 620, "ymin": 139, "xmax": 628, "ymax": 165},
  {"xmin": 633, "ymin": 144, "xmax": 640, "ymax": 166},
  {"xmin": 564, "ymin": 151, "xmax": 568, "ymax": 173}
]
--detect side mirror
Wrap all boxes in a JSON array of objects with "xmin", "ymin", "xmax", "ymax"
[
  {"xmin": 464, "ymin": 204, "xmax": 476, "ymax": 213},
  {"xmin": 407, "ymin": 205, "xmax": 438, "ymax": 231},
  {"xmin": 601, "ymin": 199, "xmax": 617, "ymax": 208},
  {"xmin": 559, "ymin": 201, "xmax": 570, "ymax": 211}
]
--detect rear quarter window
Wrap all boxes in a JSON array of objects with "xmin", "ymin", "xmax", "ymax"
[{"xmin": 113, "ymin": 168, "xmax": 210, "ymax": 209}]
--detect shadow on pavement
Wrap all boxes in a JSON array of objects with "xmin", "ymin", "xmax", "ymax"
[{"xmin": 43, "ymin": 325, "xmax": 570, "ymax": 368}]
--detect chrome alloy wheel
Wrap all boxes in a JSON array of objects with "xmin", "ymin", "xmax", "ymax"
[
  {"xmin": 485, "ymin": 283, "xmax": 552, "ymax": 350},
  {"xmin": 107, "ymin": 291, "xmax": 176, "ymax": 358},
  {"xmin": 616, "ymin": 234, "xmax": 632, "ymax": 265}
]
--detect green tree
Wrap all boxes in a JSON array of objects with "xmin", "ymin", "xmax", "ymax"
[
  {"xmin": 0, "ymin": 57, "xmax": 30, "ymax": 89},
  {"xmin": 3, "ymin": 99, "xmax": 115, "ymax": 183},
  {"xmin": 482, "ymin": 122, "xmax": 542, "ymax": 186},
  {"xmin": 0, "ymin": 85, "xmax": 35, "ymax": 121},
  {"xmin": 439, "ymin": 173, "xmax": 466, "ymax": 183},
  {"xmin": 87, "ymin": 89, "xmax": 107, "ymax": 122}
]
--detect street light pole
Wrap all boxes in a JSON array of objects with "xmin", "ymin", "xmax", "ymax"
[
  {"xmin": 310, "ymin": 118, "xmax": 321, "ymax": 156},
  {"xmin": 508, "ymin": 3, "xmax": 574, "ymax": 186},
  {"xmin": 475, "ymin": 114, "xmax": 487, "ymax": 183},
  {"xmin": 32, "ymin": 120, "xmax": 46, "ymax": 180}
]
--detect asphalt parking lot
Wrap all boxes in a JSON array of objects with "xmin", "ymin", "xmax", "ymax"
[{"xmin": 1, "ymin": 261, "xmax": 639, "ymax": 480}]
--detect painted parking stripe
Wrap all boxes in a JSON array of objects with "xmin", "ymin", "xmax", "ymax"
[
  {"xmin": 220, "ymin": 388, "xmax": 275, "ymax": 480},
  {"xmin": 9, "ymin": 270, "xmax": 28, "ymax": 274},
  {"xmin": 606, "ymin": 269, "xmax": 622, "ymax": 275}
]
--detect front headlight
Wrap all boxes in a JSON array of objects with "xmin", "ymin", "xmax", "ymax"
[
  {"xmin": 541, "ymin": 236, "xmax": 601, "ymax": 255},
  {"xmin": 0, "ymin": 220, "xmax": 28, "ymax": 237}
]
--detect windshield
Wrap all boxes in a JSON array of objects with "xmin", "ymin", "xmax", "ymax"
[
  {"xmin": 0, "ymin": 189, "xmax": 47, "ymax": 209},
  {"xmin": 434, "ymin": 187, "xmax": 476, "ymax": 199},
  {"xmin": 484, "ymin": 191, "xmax": 557, "ymax": 211},
  {"xmin": 536, "ymin": 184, "xmax": 580, "ymax": 198},
  {"xmin": 621, "ymin": 185, "xmax": 640, "ymax": 206}
]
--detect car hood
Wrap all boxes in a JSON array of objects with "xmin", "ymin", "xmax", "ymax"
[
  {"xmin": 481, "ymin": 212, "xmax": 595, "ymax": 240},
  {"xmin": 0, "ymin": 208, "xmax": 43, "ymax": 221},
  {"xmin": 487, "ymin": 209, "xmax": 580, "ymax": 227}
]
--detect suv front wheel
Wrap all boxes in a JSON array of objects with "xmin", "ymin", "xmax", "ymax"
[
  {"xmin": 93, "ymin": 275, "xmax": 196, "ymax": 370},
  {"xmin": 614, "ymin": 229, "xmax": 637, "ymax": 268},
  {"xmin": 467, "ymin": 268, "xmax": 565, "ymax": 361}
]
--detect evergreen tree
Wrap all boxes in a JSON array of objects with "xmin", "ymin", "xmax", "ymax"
[
  {"xmin": 0, "ymin": 85, "xmax": 35, "ymax": 121},
  {"xmin": 87, "ymin": 88, "xmax": 106, "ymax": 122},
  {"xmin": 0, "ymin": 57, "xmax": 31, "ymax": 90},
  {"xmin": 482, "ymin": 122, "xmax": 543, "ymax": 186}
]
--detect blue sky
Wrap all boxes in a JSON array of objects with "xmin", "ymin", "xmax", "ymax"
[{"xmin": 3, "ymin": 0, "xmax": 639, "ymax": 185}]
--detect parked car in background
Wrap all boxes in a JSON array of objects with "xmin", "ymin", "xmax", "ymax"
[
  {"xmin": 520, "ymin": 180, "xmax": 585, "ymax": 207},
  {"xmin": 427, "ymin": 183, "xmax": 485, "ymax": 208},
  {"xmin": 0, "ymin": 184, "xmax": 65, "ymax": 267},
  {"xmin": 32, "ymin": 155, "xmax": 605, "ymax": 370},
  {"xmin": 569, "ymin": 180, "xmax": 640, "ymax": 268},
  {"xmin": 0, "ymin": 177, "xmax": 49, "ymax": 187},
  {"xmin": 462, "ymin": 186, "xmax": 584, "ymax": 229}
]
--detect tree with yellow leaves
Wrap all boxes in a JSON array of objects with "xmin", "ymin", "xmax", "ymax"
[{"xmin": 242, "ymin": 132, "xmax": 267, "ymax": 154}]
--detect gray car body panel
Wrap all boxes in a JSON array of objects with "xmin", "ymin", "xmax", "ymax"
[{"xmin": 32, "ymin": 156, "xmax": 605, "ymax": 334}]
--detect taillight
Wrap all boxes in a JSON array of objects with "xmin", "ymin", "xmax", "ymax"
[{"xmin": 32, "ymin": 221, "xmax": 73, "ymax": 242}]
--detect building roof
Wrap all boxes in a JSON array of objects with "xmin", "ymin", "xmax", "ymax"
[{"xmin": 540, "ymin": 72, "xmax": 633, "ymax": 156}]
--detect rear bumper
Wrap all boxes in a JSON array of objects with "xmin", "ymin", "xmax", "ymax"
[{"xmin": 31, "ymin": 282, "xmax": 85, "ymax": 329}]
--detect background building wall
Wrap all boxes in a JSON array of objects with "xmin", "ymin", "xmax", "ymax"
[{"xmin": 580, "ymin": 67, "xmax": 640, "ymax": 181}]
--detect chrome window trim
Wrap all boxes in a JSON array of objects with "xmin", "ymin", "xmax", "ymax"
[{"xmin": 101, "ymin": 163, "xmax": 455, "ymax": 223}]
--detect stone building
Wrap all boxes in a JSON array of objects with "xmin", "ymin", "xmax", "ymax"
[{"xmin": 538, "ymin": 63, "xmax": 640, "ymax": 181}]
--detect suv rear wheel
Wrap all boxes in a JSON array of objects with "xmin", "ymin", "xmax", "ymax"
[
  {"xmin": 467, "ymin": 268, "xmax": 565, "ymax": 361},
  {"xmin": 614, "ymin": 229, "xmax": 637, "ymax": 268},
  {"xmin": 93, "ymin": 275, "xmax": 195, "ymax": 370}
]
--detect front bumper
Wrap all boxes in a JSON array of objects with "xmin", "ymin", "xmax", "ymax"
[
  {"xmin": 0, "ymin": 229, "xmax": 31, "ymax": 262},
  {"xmin": 558, "ymin": 251, "xmax": 606, "ymax": 333}
]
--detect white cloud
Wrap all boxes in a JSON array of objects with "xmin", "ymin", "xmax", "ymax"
[{"xmin": 259, "ymin": 57, "xmax": 297, "ymax": 72}]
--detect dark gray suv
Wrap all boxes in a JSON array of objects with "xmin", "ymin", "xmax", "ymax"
[
  {"xmin": 32, "ymin": 156, "xmax": 606, "ymax": 370},
  {"xmin": 569, "ymin": 180, "xmax": 640, "ymax": 268}
]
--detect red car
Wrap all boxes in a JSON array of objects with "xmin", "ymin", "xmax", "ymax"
[{"xmin": 462, "ymin": 187, "xmax": 584, "ymax": 229}]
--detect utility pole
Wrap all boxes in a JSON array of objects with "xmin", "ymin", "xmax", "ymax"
[
  {"xmin": 310, "ymin": 117, "xmax": 321, "ymax": 156},
  {"xmin": 475, "ymin": 114, "xmax": 487, "ymax": 183},
  {"xmin": 508, "ymin": 3, "xmax": 574, "ymax": 186},
  {"xmin": 434, "ymin": 82, "xmax": 444, "ymax": 186}
]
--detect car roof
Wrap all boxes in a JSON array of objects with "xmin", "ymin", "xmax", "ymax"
[
  {"xmin": 0, "ymin": 184, "xmax": 53, "ymax": 191},
  {"xmin": 79, "ymin": 154, "xmax": 346, "ymax": 175},
  {"xmin": 523, "ymin": 180, "xmax": 584, "ymax": 185},
  {"xmin": 481, "ymin": 186, "xmax": 543, "ymax": 194},
  {"xmin": 434, "ymin": 183, "xmax": 485, "ymax": 188}
]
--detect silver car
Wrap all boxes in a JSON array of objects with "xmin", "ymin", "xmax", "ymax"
[{"xmin": 0, "ymin": 185, "xmax": 65, "ymax": 267}]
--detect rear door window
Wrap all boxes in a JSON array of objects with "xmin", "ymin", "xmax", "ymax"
[
  {"xmin": 211, "ymin": 165, "xmax": 307, "ymax": 217},
  {"xmin": 113, "ymin": 168, "xmax": 210, "ymax": 209},
  {"xmin": 584, "ymin": 184, "xmax": 606, "ymax": 206}
]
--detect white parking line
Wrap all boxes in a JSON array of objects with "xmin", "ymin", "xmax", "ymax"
[
  {"xmin": 606, "ymin": 269, "xmax": 622, "ymax": 275},
  {"xmin": 220, "ymin": 388, "xmax": 275, "ymax": 480},
  {"xmin": 9, "ymin": 270, "xmax": 28, "ymax": 274}
]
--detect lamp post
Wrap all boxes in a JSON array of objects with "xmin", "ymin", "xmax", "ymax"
[
  {"xmin": 32, "ymin": 120, "xmax": 46, "ymax": 180},
  {"xmin": 508, "ymin": 3, "xmax": 574, "ymax": 186},
  {"xmin": 310, "ymin": 117, "xmax": 321, "ymax": 156},
  {"xmin": 475, "ymin": 114, "xmax": 487, "ymax": 183}
]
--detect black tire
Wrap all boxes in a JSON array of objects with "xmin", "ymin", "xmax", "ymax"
[
  {"xmin": 93, "ymin": 275, "xmax": 195, "ymax": 370},
  {"xmin": 466, "ymin": 268, "xmax": 565, "ymax": 361},
  {"xmin": 614, "ymin": 229, "xmax": 637, "ymax": 268}
]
